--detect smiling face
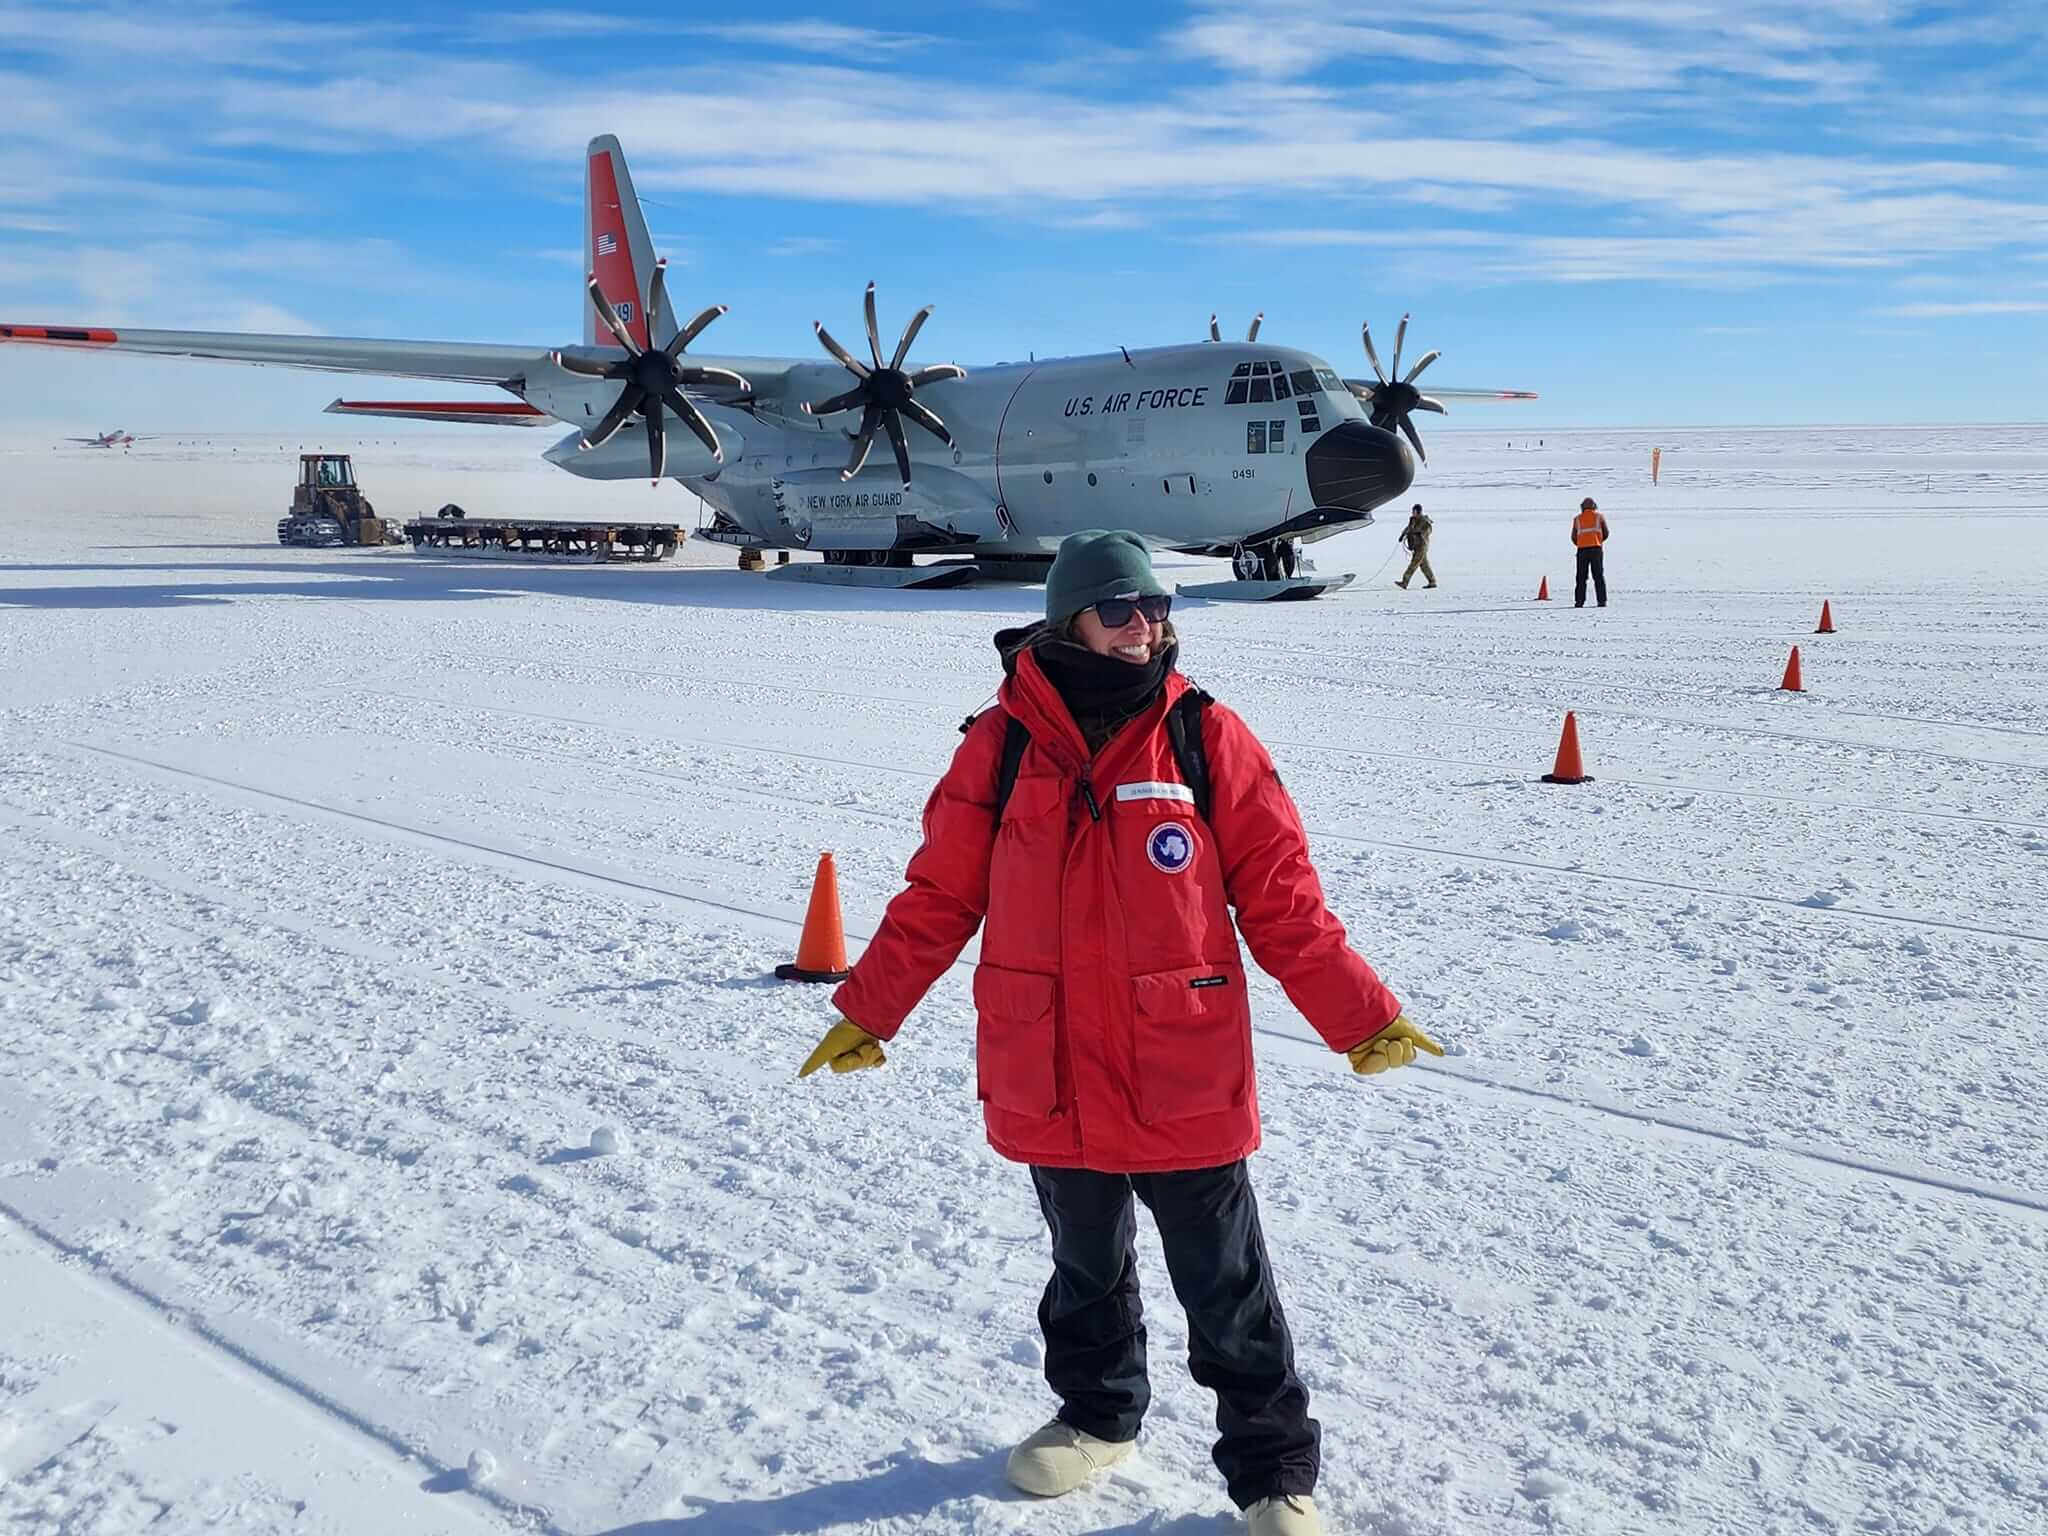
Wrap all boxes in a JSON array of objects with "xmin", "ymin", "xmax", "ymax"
[{"xmin": 1074, "ymin": 605, "xmax": 1165, "ymax": 665}]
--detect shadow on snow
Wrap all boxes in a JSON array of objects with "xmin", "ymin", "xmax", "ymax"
[
  {"xmin": 589, "ymin": 1447, "xmax": 1233, "ymax": 1535},
  {"xmin": 0, "ymin": 548, "xmax": 1057, "ymax": 618}
]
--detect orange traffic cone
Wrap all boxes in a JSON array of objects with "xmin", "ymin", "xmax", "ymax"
[
  {"xmin": 1815, "ymin": 600, "xmax": 1835, "ymax": 634},
  {"xmin": 777, "ymin": 852, "xmax": 853, "ymax": 982},
  {"xmin": 1541, "ymin": 711, "xmax": 1593, "ymax": 784},
  {"xmin": 1536, "ymin": 576, "xmax": 1551, "ymax": 601},
  {"xmin": 1779, "ymin": 646, "xmax": 1804, "ymax": 693}
]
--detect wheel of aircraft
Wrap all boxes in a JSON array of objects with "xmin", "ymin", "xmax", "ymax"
[{"xmin": 1232, "ymin": 544, "xmax": 1263, "ymax": 581}]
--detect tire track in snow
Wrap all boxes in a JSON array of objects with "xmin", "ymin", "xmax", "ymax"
[
  {"xmin": 1225, "ymin": 638, "xmax": 2048, "ymax": 744},
  {"xmin": 1304, "ymin": 826, "xmax": 2048, "ymax": 946},
  {"xmin": 268, "ymin": 680, "xmax": 2048, "ymax": 837},
  {"xmin": 0, "ymin": 804, "xmax": 827, "ymax": 1270},
  {"xmin": 16, "ymin": 755, "xmax": 2043, "ymax": 1231},
  {"xmin": 0, "ymin": 1194, "xmax": 554, "ymax": 1533},
  {"xmin": 1385, "ymin": 1070, "xmax": 2048, "ymax": 1223},
  {"xmin": 67, "ymin": 741, "xmax": 826, "ymax": 939},
  {"xmin": 163, "ymin": 700, "xmax": 2047, "ymax": 949},
  {"xmin": 1257, "ymin": 734, "xmax": 2045, "ymax": 833}
]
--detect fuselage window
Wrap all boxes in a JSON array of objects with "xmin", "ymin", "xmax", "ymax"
[
  {"xmin": 1268, "ymin": 419, "xmax": 1285, "ymax": 449},
  {"xmin": 1300, "ymin": 415, "xmax": 1321, "ymax": 434},
  {"xmin": 1247, "ymin": 421, "xmax": 1267, "ymax": 454}
]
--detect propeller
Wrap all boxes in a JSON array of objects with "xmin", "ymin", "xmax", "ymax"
[
  {"xmin": 801, "ymin": 282, "xmax": 965, "ymax": 489},
  {"xmin": 1359, "ymin": 312, "xmax": 1445, "ymax": 464},
  {"xmin": 1208, "ymin": 312, "xmax": 1263, "ymax": 343},
  {"xmin": 552, "ymin": 259, "xmax": 752, "ymax": 483}
]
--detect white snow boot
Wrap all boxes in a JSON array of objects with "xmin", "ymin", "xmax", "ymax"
[
  {"xmin": 1005, "ymin": 1418, "xmax": 1135, "ymax": 1497},
  {"xmin": 1246, "ymin": 1493, "xmax": 1324, "ymax": 1536}
]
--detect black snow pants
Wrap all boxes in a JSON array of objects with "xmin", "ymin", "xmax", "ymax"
[
  {"xmin": 1574, "ymin": 545, "xmax": 1608, "ymax": 606},
  {"xmin": 1029, "ymin": 1160, "xmax": 1319, "ymax": 1509}
]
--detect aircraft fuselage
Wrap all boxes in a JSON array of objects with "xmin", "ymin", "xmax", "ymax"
[{"xmin": 536, "ymin": 340, "xmax": 1414, "ymax": 558}]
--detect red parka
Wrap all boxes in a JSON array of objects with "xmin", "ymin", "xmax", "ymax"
[{"xmin": 833, "ymin": 645, "xmax": 1402, "ymax": 1172}]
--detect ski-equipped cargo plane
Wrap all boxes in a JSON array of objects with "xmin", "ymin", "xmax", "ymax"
[{"xmin": 2, "ymin": 136, "xmax": 1532, "ymax": 594}]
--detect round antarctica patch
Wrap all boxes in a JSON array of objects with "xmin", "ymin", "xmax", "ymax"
[{"xmin": 1146, "ymin": 821, "xmax": 1196, "ymax": 875}]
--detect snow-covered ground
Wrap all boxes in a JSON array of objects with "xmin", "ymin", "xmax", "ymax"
[{"xmin": 3, "ymin": 424, "xmax": 2045, "ymax": 1535}]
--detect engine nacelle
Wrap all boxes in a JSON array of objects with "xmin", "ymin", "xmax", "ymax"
[{"xmin": 542, "ymin": 424, "xmax": 736, "ymax": 482}]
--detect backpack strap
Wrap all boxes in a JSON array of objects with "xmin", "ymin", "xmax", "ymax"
[
  {"xmin": 988, "ymin": 688, "xmax": 1212, "ymax": 822},
  {"xmin": 993, "ymin": 713, "xmax": 1031, "ymax": 819},
  {"xmin": 1165, "ymin": 687, "xmax": 1214, "ymax": 822}
]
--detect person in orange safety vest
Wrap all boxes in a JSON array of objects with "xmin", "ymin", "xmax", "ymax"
[{"xmin": 1571, "ymin": 496, "xmax": 1611, "ymax": 607}]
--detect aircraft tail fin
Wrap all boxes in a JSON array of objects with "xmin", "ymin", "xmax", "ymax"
[{"xmin": 584, "ymin": 135, "xmax": 675, "ymax": 350}]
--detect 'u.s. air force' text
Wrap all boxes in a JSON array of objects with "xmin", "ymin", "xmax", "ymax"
[{"xmin": 1065, "ymin": 386, "xmax": 1208, "ymax": 417}]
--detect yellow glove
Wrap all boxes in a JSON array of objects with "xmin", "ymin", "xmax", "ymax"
[
  {"xmin": 798, "ymin": 1018, "xmax": 887, "ymax": 1078},
  {"xmin": 1347, "ymin": 1014, "xmax": 1444, "ymax": 1075}
]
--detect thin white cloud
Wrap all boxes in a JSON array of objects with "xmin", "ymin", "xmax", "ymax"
[
  {"xmin": 1, "ymin": 235, "xmax": 461, "ymax": 328},
  {"xmin": 682, "ymin": 21, "xmax": 941, "ymax": 55},
  {"xmin": 0, "ymin": 0, "xmax": 2040, "ymax": 302},
  {"xmin": 1879, "ymin": 300, "xmax": 2048, "ymax": 317},
  {"xmin": 1170, "ymin": 0, "xmax": 1890, "ymax": 97},
  {"xmin": 0, "ymin": 1, "xmax": 397, "ymax": 66},
  {"xmin": 762, "ymin": 237, "xmax": 843, "ymax": 259}
]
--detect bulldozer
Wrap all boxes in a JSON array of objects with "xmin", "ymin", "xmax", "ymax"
[{"xmin": 276, "ymin": 453, "xmax": 400, "ymax": 546}]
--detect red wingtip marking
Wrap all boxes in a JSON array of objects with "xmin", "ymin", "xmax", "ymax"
[{"xmin": 0, "ymin": 324, "xmax": 118, "ymax": 346}]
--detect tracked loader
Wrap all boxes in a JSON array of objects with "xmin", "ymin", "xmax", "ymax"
[{"xmin": 277, "ymin": 453, "xmax": 399, "ymax": 546}]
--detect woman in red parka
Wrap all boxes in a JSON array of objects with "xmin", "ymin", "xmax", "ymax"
[{"xmin": 799, "ymin": 530, "xmax": 1440, "ymax": 1536}]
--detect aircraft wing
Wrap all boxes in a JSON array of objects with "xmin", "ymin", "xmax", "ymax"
[
  {"xmin": 2, "ymin": 323, "xmax": 546, "ymax": 386},
  {"xmin": 1346, "ymin": 379, "xmax": 1539, "ymax": 406}
]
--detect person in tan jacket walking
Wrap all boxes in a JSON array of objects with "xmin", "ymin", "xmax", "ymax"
[{"xmin": 1395, "ymin": 503, "xmax": 1436, "ymax": 589}]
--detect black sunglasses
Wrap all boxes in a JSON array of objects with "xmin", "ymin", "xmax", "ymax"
[{"xmin": 1092, "ymin": 594, "xmax": 1172, "ymax": 627}]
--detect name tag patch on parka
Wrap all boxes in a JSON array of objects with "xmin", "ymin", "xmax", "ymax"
[
  {"xmin": 1146, "ymin": 821, "xmax": 1196, "ymax": 874},
  {"xmin": 1117, "ymin": 781, "xmax": 1195, "ymax": 804}
]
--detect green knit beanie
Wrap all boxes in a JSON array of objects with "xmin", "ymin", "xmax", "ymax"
[{"xmin": 1043, "ymin": 529, "xmax": 1167, "ymax": 622}]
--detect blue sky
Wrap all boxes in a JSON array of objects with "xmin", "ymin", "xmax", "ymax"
[{"xmin": 1, "ymin": 0, "xmax": 2044, "ymax": 429}]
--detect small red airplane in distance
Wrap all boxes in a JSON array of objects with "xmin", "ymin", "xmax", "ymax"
[{"xmin": 65, "ymin": 429, "xmax": 152, "ymax": 448}]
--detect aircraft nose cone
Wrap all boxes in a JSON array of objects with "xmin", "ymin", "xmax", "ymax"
[{"xmin": 1305, "ymin": 421, "xmax": 1414, "ymax": 512}]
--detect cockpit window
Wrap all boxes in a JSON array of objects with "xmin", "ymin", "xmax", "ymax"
[{"xmin": 1230, "ymin": 360, "xmax": 1341, "ymax": 407}]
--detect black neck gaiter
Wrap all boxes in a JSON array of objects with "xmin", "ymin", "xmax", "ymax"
[{"xmin": 1034, "ymin": 637, "xmax": 1176, "ymax": 753}]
